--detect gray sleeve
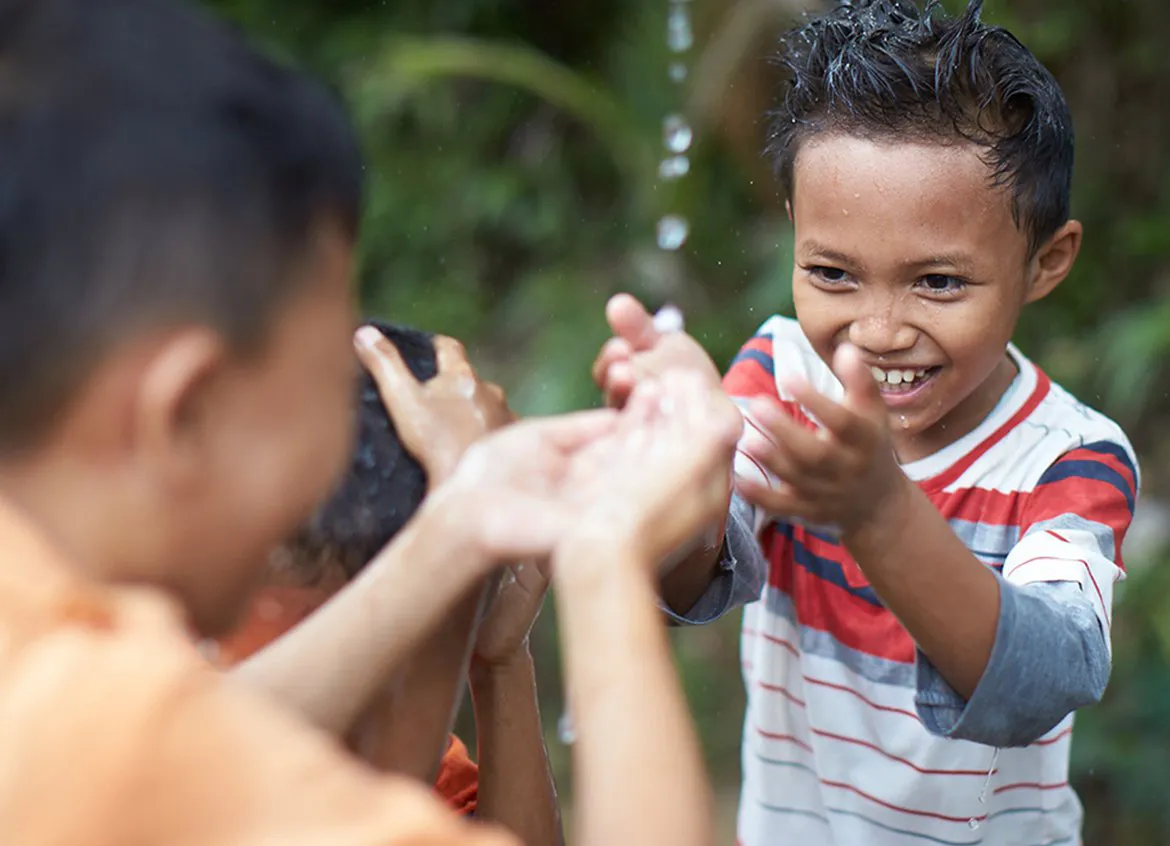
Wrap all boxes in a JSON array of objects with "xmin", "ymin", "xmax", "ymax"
[
  {"xmin": 915, "ymin": 576, "xmax": 1110, "ymax": 748},
  {"xmin": 661, "ymin": 494, "xmax": 767, "ymax": 626}
]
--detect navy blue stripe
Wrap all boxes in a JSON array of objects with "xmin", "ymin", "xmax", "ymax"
[
  {"xmin": 778, "ymin": 523, "xmax": 885, "ymax": 608},
  {"xmin": 730, "ymin": 349, "xmax": 775, "ymax": 376},
  {"xmin": 1077, "ymin": 440, "xmax": 1138, "ymax": 489},
  {"xmin": 1037, "ymin": 459, "xmax": 1135, "ymax": 514}
]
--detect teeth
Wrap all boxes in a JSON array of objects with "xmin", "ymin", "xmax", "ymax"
[{"xmin": 869, "ymin": 367, "xmax": 931, "ymax": 386}]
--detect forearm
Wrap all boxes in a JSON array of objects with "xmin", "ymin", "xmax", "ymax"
[
  {"xmin": 469, "ymin": 653, "xmax": 562, "ymax": 846},
  {"xmin": 916, "ymin": 578, "xmax": 1111, "ymax": 746},
  {"xmin": 555, "ymin": 542, "xmax": 713, "ymax": 846},
  {"xmin": 844, "ymin": 476, "xmax": 999, "ymax": 699},
  {"xmin": 231, "ymin": 493, "xmax": 488, "ymax": 735},
  {"xmin": 658, "ymin": 515, "xmax": 728, "ymax": 616}
]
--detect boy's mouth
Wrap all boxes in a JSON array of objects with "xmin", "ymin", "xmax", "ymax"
[{"xmin": 869, "ymin": 366, "xmax": 940, "ymax": 395}]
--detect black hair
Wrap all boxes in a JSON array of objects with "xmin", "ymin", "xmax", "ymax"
[
  {"xmin": 0, "ymin": 0, "xmax": 364, "ymax": 452},
  {"xmin": 766, "ymin": 0, "xmax": 1073, "ymax": 254},
  {"xmin": 282, "ymin": 321, "xmax": 436, "ymax": 581}
]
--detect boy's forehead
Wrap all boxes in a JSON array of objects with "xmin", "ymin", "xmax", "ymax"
[{"xmin": 790, "ymin": 135, "xmax": 1027, "ymax": 265}]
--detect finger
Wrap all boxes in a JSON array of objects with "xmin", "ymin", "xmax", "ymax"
[
  {"xmin": 779, "ymin": 376, "xmax": 867, "ymax": 445},
  {"xmin": 604, "ymin": 362, "xmax": 637, "ymax": 409},
  {"xmin": 606, "ymin": 293, "xmax": 660, "ymax": 352},
  {"xmin": 735, "ymin": 477, "xmax": 821, "ymax": 523},
  {"xmin": 592, "ymin": 337, "xmax": 633, "ymax": 389},
  {"xmin": 355, "ymin": 325, "xmax": 422, "ymax": 408},
  {"xmin": 746, "ymin": 397, "xmax": 825, "ymax": 469},
  {"xmin": 433, "ymin": 335, "xmax": 475, "ymax": 376},
  {"xmin": 834, "ymin": 343, "xmax": 885, "ymax": 420}
]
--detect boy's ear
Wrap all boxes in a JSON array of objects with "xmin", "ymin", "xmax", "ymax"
[
  {"xmin": 1025, "ymin": 220, "xmax": 1082, "ymax": 304},
  {"xmin": 134, "ymin": 327, "xmax": 227, "ymax": 489}
]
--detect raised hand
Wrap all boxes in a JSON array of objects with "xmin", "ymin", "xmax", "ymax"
[
  {"xmin": 734, "ymin": 343, "xmax": 905, "ymax": 535},
  {"xmin": 355, "ymin": 327, "xmax": 514, "ymax": 487},
  {"xmin": 591, "ymin": 294, "xmax": 723, "ymax": 410}
]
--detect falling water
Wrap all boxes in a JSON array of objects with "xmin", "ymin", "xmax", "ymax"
[
  {"xmin": 656, "ymin": 0, "xmax": 694, "ymax": 253},
  {"xmin": 559, "ymin": 0, "xmax": 697, "ymax": 749}
]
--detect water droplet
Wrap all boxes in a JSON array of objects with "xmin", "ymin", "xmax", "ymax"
[
  {"xmin": 557, "ymin": 710, "xmax": 577, "ymax": 744},
  {"xmin": 658, "ymin": 155, "xmax": 690, "ymax": 180},
  {"xmin": 668, "ymin": 61, "xmax": 687, "ymax": 82},
  {"xmin": 656, "ymin": 215, "xmax": 690, "ymax": 251},
  {"xmin": 967, "ymin": 818, "xmax": 980, "ymax": 831},
  {"xmin": 898, "ymin": 415, "xmax": 910, "ymax": 429},
  {"xmin": 663, "ymin": 114, "xmax": 693, "ymax": 154},
  {"xmin": 667, "ymin": 4, "xmax": 693, "ymax": 52}
]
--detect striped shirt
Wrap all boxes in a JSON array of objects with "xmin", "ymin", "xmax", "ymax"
[{"xmin": 725, "ymin": 316, "xmax": 1137, "ymax": 846}]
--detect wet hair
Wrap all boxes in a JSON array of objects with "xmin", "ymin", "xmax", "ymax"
[
  {"xmin": 0, "ymin": 0, "xmax": 363, "ymax": 452},
  {"xmin": 281, "ymin": 321, "xmax": 436, "ymax": 581},
  {"xmin": 766, "ymin": 0, "xmax": 1073, "ymax": 254}
]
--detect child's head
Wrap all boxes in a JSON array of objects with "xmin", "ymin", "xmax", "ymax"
[
  {"xmin": 0, "ymin": 0, "xmax": 364, "ymax": 634},
  {"xmin": 275, "ymin": 320, "xmax": 436, "ymax": 585},
  {"xmin": 767, "ymin": 0, "xmax": 1082, "ymax": 454}
]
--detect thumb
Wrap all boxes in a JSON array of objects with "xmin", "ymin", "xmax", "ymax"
[
  {"xmin": 355, "ymin": 324, "xmax": 423, "ymax": 422},
  {"xmin": 606, "ymin": 293, "xmax": 660, "ymax": 352},
  {"xmin": 833, "ymin": 343, "xmax": 884, "ymax": 419}
]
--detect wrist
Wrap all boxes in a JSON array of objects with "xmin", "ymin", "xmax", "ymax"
[
  {"xmin": 410, "ymin": 484, "xmax": 497, "ymax": 584},
  {"xmin": 469, "ymin": 645, "xmax": 534, "ymax": 688},
  {"xmin": 841, "ymin": 469, "xmax": 916, "ymax": 549}
]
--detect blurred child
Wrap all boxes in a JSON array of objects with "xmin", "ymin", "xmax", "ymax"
[
  {"xmin": 0, "ymin": 0, "xmax": 738, "ymax": 843},
  {"xmin": 593, "ymin": 1, "xmax": 1138, "ymax": 843},
  {"xmin": 218, "ymin": 322, "xmax": 561, "ymax": 845}
]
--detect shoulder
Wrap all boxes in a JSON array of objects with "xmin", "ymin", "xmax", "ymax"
[
  {"xmin": 725, "ymin": 315, "xmax": 840, "ymax": 399},
  {"xmin": 0, "ymin": 591, "xmax": 511, "ymax": 846}
]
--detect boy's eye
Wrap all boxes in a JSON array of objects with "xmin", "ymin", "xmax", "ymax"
[
  {"xmin": 808, "ymin": 266, "xmax": 851, "ymax": 284},
  {"xmin": 917, "ymin": 274, "xmax": 966, "ymax": 296}
]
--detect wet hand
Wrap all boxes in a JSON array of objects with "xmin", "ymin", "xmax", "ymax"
[
  {"xmin": 356, "ymin": 328, "xmax": 514, "ymax": 486},
  {"xmin": 562, "ymin": 369, "xmax": 742, "ymax": 568},
  {"xmin": 471, "ymin": 560, "xmax": 550, "ymax": 669},
  {"xmin": 735, "ymin": 344, "xmax": 907, "ymax": 536},
  {"xmin": 591, "ymin": 293, "xmax": 722, "ymax": 409}
]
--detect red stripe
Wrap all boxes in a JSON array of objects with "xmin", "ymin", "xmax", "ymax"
[
  {"xmin": 1030, "ymin": 726, "xmax": 1073, "ymax": 746},
  {"xmin": 725, "ymin": 360, "xmax": 778, "ymax": 400},
  {"xmin": 812, "ymin": 728, "xmax": 992, "ymax": 777},
  {"xmin": 802, "ymin": 676, "xmax": 922, "ymax": 722},
  {"xmin": 755, "ymin": 726, "xmax": 814, "ymax": 752},
  {"xmin": 924, "ymin": 368, "xmax": 1051, "ymax": 493},
  {"xmin": 820, "ymin": 779, "xmax": 988, "ymax": 824},
  {"xmin": 1060, "ymin": 447, "xmax": 1137, "ymax": 497},
  {"xmin": 743, "ymin": 626, "xmax": 800, "ymax": 657},
  {"xmin": 1005, "ymin": 552, "xmax": 1110, "ymax": 626},
  {"xmin": 993, "ymin": 781, "xmax": 1069, "ymax": 795},
  {"xmin": 758, "ymin": 680, "xmax": 806, "ymax": 708}
]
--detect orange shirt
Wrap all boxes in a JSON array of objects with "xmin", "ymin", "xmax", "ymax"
[
  {"xmin": 218, "ymin": 585, "xmax": 481, "ymax": 815},
  {"xmin": 0, "ymin": 499, "xmax": 511, "ymax": 845}
]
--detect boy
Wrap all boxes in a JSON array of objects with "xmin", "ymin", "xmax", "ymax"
[
  {"xmin": 593, "ymin": 1, "xmax": 1137, "ymax": 843},
  {"xmin": 218, "ymin": 323, "xmax": 561, "ymax": 845},
  {"xmin": 0, "ymin": 0, "xmax": 739, "ymax": 842}
]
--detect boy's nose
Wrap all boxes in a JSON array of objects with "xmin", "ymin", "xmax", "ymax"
[{"xmin": 847, "ymin": 313, "xmax": 917, "ymax": 358}]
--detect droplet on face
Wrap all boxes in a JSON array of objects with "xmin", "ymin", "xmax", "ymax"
[
  {"xmin": 663, "ymin": 114, "xmax": 693, "ymax": 154},
  {"xmin": 658, "ymin": 154, "xmax": 690, "ymax": 180}
]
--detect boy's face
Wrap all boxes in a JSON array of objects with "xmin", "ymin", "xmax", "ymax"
[
  {"xmin": 171, "ymin": 224, "xmax": 357, "ymax": 635},
  {"xmin": 789, "ymin": 135, "xmax": 1072, "ymax": 460}
]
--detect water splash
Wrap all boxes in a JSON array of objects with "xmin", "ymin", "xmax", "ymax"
[
  {"xmin": 667, "ymin": 3, "xmax": 693, "ymax": 52},
  {"xmin": 657, "ymin": 215, "xmax": 690, "ymax": 251},
  {"xmin": 669, "ymin": 61, "xmax": 687, "ymax": 82},
  {"xmin": 663, "ymin": 114, "xmax": 693, "ymax": 153},
  {"xmin": 658, "ymin": 155, "xmax": 690, "ymax": 180}
]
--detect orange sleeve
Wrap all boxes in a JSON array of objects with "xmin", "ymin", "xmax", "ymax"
[
  {"xmin": 435, "ymin": 735, "xmax": 480, "ymax": 816},
  {"xmin": 0, "ymin": 601, "xmax": 516, "ymax": 846}
]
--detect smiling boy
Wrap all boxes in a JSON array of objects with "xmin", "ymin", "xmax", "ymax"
[{"xmin": 593, "ymin": 1, "xmax": 1137, "ymax": 844}]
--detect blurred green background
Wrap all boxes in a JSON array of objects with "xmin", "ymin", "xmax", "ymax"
[{"xmin": 208, "ymin": 0, "xmax": 1170, "ymax": 841}]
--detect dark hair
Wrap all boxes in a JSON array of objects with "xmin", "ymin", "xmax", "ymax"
[
  {"xmin": 282, "ymin": 321, "xmax": 436, "ymax": 581},
  {"xmin": 0, "ymin": 0, "xmax": 363, "ymax": 452},
  {"xmin": 766, "ymin": 0, "xmax": 1073, "ymax": 254}
]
